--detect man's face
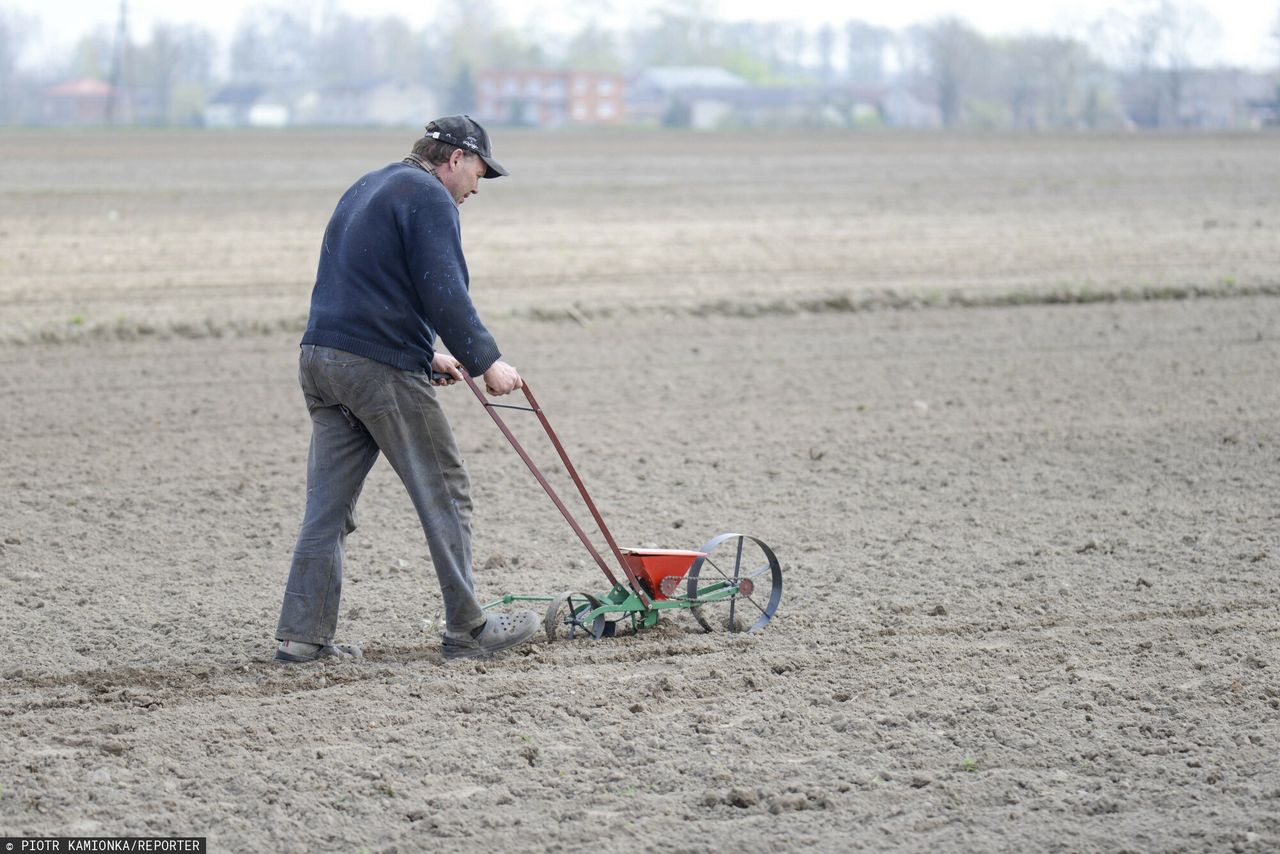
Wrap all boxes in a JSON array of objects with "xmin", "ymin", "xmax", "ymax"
[{"xmin": 440, "ymin": 150, "xmax": 487, "ymax": 206}]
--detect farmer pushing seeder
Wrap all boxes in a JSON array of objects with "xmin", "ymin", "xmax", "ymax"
[{"xmin": 274, "ymin": 116, "xmax": 780, "ymax": 664}]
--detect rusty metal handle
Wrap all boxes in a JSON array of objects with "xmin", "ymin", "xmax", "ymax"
[{"xmin": 460, "ymin": 371, "xmax": 650, "ymax": 606}]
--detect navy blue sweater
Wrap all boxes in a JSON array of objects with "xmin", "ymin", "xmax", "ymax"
[{"xmin": 301, "ymin": 162, "xmax": 501, "ymax": 375}]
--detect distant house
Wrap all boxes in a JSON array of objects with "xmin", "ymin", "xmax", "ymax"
[
  {"xmin": 627, "ymin": 66, "xmax": 749, "ymax": 126},
  {"xmin": 1246, "ymin": 94, "xmax": 1280, "ymax": 128},
  {"xmin": 694, "ymin": 86, "xmax": 888, "ymax": 129},
  {"xmin": 1120, "ymin": 68, "xmax": 1278, "ymax": 129},
  {"xmin": 880, "ymin": 87, "xmax": 942, "ymax": 128},
  {"xmin": 1178, "ymin": 69, "xmax": 1278, "ymax": 129},
  {"xmin": 204, "ymin": 86, "xmax": 292, "ymax": 128},
  {"xmin": 43, "ymin": 78, "xmax": 117, "ymax": 125},
  {"xmin": 476, "ymin": 69, "xmax": 626, "ymax": 127},
  {"xmin": 629, "ymin": 67, "xmax": 891, "ymax": 130},
  {"xmin": 295, "ymin": 78, "xmax": 437, "ymax": 127}
]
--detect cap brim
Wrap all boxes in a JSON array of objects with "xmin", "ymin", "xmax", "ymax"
[{"xmin": 480, "ymin": 154, "xmax": 508, "ymax": 179}]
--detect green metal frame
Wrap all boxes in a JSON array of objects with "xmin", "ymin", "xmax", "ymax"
[
  {"xmin": 484, "ymin": 577, "xmax": 745, "ymax": 635},
  {"xmin": 481, "ymin": 594, "xmax": 556, "ymax": 609}
]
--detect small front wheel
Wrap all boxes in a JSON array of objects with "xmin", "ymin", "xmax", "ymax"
[
  {"xmin": 544, "ymin": 590, "xmax": 607, "ymax": 641},
  {"xmin": 686, "ymin": 534, "xmax": 783, "ymax": 632}
]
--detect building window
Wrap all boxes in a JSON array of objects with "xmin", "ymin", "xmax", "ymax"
[
  {"xmin": 573, "ymin": 77, "xmax": 588, "ymax": 95},
  {"xmin": 597, "ymin": 102, "xmax": 615, "ymax": 119},
  {"xmin": 482, "ymin": 79, "xmax": 496, "ymax": 95},
  {"xmin": 572, "ymin": 103, "xmax": 587, "ymax": 120},
  {"xmin": 597, "ymin": 78, "xmax": 614, "ymax": 96},
  {"xmin": 503, "ymin": 77, "xmax": 518, "ymax": 95}
]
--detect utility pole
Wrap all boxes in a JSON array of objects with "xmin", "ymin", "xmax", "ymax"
[{"xmin": 106, "ymin": 0, "xmax": 129, "ymax": 124}]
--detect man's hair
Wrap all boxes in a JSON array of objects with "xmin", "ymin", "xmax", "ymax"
[{"xmin": 411, "ymin": 121, "xmax": 476, "ymax": 166}]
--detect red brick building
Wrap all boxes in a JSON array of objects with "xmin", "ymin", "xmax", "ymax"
[
  {"xmin": 476, "ymin": 70, "xmax": 625, "ymax": 127},
  {"xmin": 43, "ymin": 78, "xmax": 118, "ymax": 125}
]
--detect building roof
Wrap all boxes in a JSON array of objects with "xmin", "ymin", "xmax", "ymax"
[
  {"xmin": 46, "ymin": 78, "xmax": 115, "ymax": 98},
  {"xmin": 207, "ymin": 85, "xmax": 268, "ymax": 107},
  {"xmin": 315, "ymin": 77, "xmax": 422, "ymax": 96},
  {"xmin": 634, "ymin": 66, "xmax": 748, "ymax": 91}
]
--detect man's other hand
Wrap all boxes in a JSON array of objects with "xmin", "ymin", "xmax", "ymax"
[
  {"xmin": 483, "ymin": 360, "xmax": 523, "ymax": 396},
  {"xmin": 431, "ymin": 353, "xmax": 464, "ymax": 385}
]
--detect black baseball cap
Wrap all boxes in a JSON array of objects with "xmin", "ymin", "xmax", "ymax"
[{"xmin": 423, "ymin": 115, "xmax": 508, "ymax": 178}]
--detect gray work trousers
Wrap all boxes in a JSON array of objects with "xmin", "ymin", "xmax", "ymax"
[{"xmin": 275, "ymin": 344, "xmax": 487, "ymax": 644}]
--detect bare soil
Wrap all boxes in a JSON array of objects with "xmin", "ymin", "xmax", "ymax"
[
  {"xmin": 2, "ymin": 129, "xmax": 1277, "ymax": 340},
  {"xmin": 1, "ymin": 130, "xmax": 1278, "ymax": 852}
]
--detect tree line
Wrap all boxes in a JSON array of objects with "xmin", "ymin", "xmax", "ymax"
[{"xmin": 0, "ymin": 0, "xmax": 1276, "ymax": 127}]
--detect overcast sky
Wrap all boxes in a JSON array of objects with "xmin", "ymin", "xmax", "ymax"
[{"xmin": 9, "ymin": 0, "xmax": 1279, "ymax": 69}]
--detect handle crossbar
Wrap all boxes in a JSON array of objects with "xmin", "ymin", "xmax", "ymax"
[{"xmin": 460, "ymin": 372, "xmax": 651, "ymax": 607}]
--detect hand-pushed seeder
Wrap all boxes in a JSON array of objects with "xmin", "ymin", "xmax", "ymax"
[{"xmin": 458, "ymin": 372, "xmax": 783, "ymax": 640}]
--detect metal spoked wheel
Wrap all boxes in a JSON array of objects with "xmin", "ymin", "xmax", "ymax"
[
  {"xmin": 544, "ymin": 590, "xmax": 607, "ymax": 641},
  {"xmin": 686, "ymin": 533, "xmax": 783, "ymax": 633}
]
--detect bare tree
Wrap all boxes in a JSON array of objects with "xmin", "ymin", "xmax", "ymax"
[
  {"xmin": 369, "ymin": 16, "xmax": 422, "ymax": 80},
  {"xmin": 229, "ymin": 5, "xmax": 315, "ymax": 86},
  {"xmin": 433, "ymin": 1, "xmax": 543, "ymax": 76},
  {"xmin": 716, "ymin": 20, "xmax": 780, "ymax": 83},
  {"xmin": 66, "ymin": 28, "xmax": 114, "ymax": 79},
  {"xmin": 845, "ymin": 20, "xmax": 890, "ymax": 86},
  {"xmin": 1272, "ymin": 7, "xmax": 1280, "ymax": 68},
  {"xmin": 893, "ymin": 24, "xmax": 931, "ymax": 82},
  {"xmin": 785, "ymin": 23, "xmax": 808, "ymax": 80},
  {"xmin": 133, "ymin": 23, "xmax": 214, "ymax": 123},
  {"xmin": 922, "ymin": 17, "xmax": 988, "ymax": 127},
  {"xmin": 627, "ymin": 0, "xmax": 815, "ymax": 81},
  {"xmin": 999, "ymin": 39, "xmax": 1040, "ymax": 128},
  {"xmin": 1142, "ymin": 0, "xmax": 1219, "ymax": 123},
  {"xmin": 629, "ymin": 0, "xmax": 722, "ymax": 67},
  {"xmin": 564, "ymin": 21, "xmax": 623, "ymax": 72},
  {"xmin": 816, "ymin": 23, "xmax": 835, "ymax": 85},
  {"xmin": 0, "ymin": 9, "xmax": 36, "ymax": 123},
  {"xmin": 312, "ymin": 14, "xmax": 428, "ymax": 85},
  {"xmin": 997, "ymin": 35, "xmax": 1098, "ymax": 129},
  {"xmin": 754, "ymin": 21, "xmax": 789, "ymax": 78},
  {"xmin": 1098, "ymin": 0, "xmax": 1221, "ymax": 126},
  {"xmin": 428, "ymin": 1, "xmax": 544, "ymax": 112}
]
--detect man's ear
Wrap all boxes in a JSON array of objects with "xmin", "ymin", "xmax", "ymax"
[{"xmin": 449, "ymin": 148, "xmax": 466, "ymax": 170}]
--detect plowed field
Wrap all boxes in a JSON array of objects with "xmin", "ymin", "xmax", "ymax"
[{"xmin": 1, "ymin": 129, "xmax": 1278, "ymax": 852}]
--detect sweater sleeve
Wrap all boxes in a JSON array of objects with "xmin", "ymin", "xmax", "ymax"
[{"xmin": 401, "ymin": 190, "xmax": 502, "ymax": 376}]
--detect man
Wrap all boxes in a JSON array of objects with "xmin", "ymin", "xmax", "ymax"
[{"xmin": 274, "ymin": 115, "xmax": 540, "ymax": 663}]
